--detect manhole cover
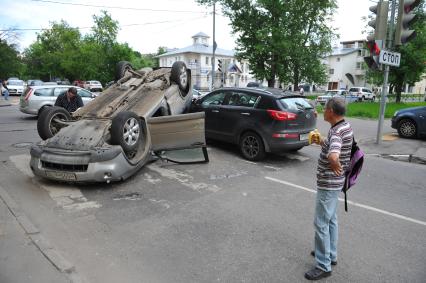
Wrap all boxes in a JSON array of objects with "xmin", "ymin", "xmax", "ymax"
[{"xmin": 13, "ymin": 142, "xmax": 33, "ymax": 148}]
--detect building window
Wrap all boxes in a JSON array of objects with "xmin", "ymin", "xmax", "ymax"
[
  {"xmin": 337, "ymin": 57, "xmax": 340, "ymax": 62},
  {"xmin": 358, "ymin": 50, "xmax": 362, "ymax": 56},
  {"xmin": 329, "ymin": 69, "xmax": 334, "ymax": 75},
  {"xmin": 356, "ymin": 62, "xmax": 362, "ymax": 69},
  {"xmin": 206, "ymin": 57, "xmax": 209, "ymax": 65}
]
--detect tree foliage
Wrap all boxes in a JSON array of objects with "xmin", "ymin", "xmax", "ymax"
[
  {"xmin": 0, "ymin": 39, "xmax": 23, "ymax": 79},
  {"xmin": 197, "ymin": 0, "xmax": 337, "ymax": 88},
  {"xmin": 23, "ymin": 11, "xmax": 153, "ymax": 84}
]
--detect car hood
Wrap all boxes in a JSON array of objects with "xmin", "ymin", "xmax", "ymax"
[
  {"xmin": 397, "ymin": 106, "xmax": 426, "ymax": 114},
  {"xmin": 42, "ymin": 119, "xmax": 109, "ymax": 151}
]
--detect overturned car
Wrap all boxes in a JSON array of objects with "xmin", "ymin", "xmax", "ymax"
[{"xmin": 30, "ymin": 61, "xmax": 208, "ymax": 183}]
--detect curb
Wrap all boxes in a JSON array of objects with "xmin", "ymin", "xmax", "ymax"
[{"xmin": 0, "ymin": 185, "xmax": 85, "ymax": 282}]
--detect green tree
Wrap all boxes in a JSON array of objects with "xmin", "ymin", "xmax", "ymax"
[
  {"xmin": 0, "ymin": 39, "xmax": 23, "ymax": 79},
  {"xmin": 197, "ymin": 0, "xmax": 337, "ymax": 88}
]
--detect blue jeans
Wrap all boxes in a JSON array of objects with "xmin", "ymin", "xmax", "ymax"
[
  {"xmin": 2, "ymin": 89, "xmax": 9, "ymax": 100},
  {"xmin": 314, "ymin": 189, "xmax": 340, "ymax": 272}
]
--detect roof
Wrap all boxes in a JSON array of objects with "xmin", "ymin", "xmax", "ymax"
[
  {"xmin": 329, "ymin": 47, "xmax": 361, "ymax": 56},
  {"xmin": 192, "ymin": 32, "xmax": 209, "ymax": 38},
  {"xmin": 212, "ymin": 87, "xmax": 299, "ymax": 97},
  {"xmin": 157, "ymin": 44, "xmax": 235, "ymax": 57}
]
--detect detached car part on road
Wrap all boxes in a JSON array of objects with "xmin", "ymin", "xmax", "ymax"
[{"xmin": 30, "ymin": 61, "xmax": 208, "ymax": 183}]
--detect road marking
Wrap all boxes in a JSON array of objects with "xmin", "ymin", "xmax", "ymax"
[
  {"xmin": 265, "ymin": 176, "xmax": 426, "ymax": 227},
  {"xmin": 263, "ymin": 165, "xmax": 281, "ymax": 171},
  {"xmin": 10, "ymin": 154, "xmax": 101, "ymax": 211},
  {"xmin": 282, "ymin": 153, "xmax": 310, "ymax": 162},
  {"xmin": 147, "ymin": 163, "xmax": 221, "ymax": 193}
]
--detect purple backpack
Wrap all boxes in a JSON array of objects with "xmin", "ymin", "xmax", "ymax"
[{"xmin": 343, "ymin": 138, "xmax": 364, "ymax": 212}]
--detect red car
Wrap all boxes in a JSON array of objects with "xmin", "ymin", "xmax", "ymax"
[{"xmin": 73, "ymin": 80, "xmax": 85, "ymax": 88}]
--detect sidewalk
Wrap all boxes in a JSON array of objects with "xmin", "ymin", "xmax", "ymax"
[
  {"xmin": 0, "ymin": 186, "xmax": 71, "ymax": 283},
  {"xmin": 359, "ymin": 133, "xmax": 426, "ymax": 165}
]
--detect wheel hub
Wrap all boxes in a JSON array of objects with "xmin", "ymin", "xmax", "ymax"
[{"xmin": 123, "ymin": 117, "xmax": 140, "ymax": 146}]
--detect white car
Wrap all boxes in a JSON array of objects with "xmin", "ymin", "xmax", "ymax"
[
  {"xmin": 316, "ymin": 90, "xmax": 359, "ymax": 105},
  {"xmin": 7, "ymin": 80, "xmax": 25, "ymax": 96},
  {"xmin": 349, "ymin": 87, "xmax": 375, "ymax": 101},
  {"xmin": 84, "ymin": 80, "xmax": 103, "ymax": 92}
]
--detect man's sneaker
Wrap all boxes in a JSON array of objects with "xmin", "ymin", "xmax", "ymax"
[
  {"xmin": 304, "ymin": 268, "xmax": 332, "ymax": 280},
  {"xmin": 310, "ymin": 251, "xmax": 337, "ymax": 265}
]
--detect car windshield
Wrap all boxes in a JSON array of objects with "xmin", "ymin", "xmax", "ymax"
[
  {"xmin": 279, "ymin": 97, "xmax": 313, "ymax": 110},
  {"xmin": 8, "ymin": 80, "xmax": 24, "ymax": 86}
]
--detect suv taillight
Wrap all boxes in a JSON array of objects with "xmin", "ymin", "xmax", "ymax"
[
  {"xmin": 267, "ymin": 109, "xmax": 297, "ymax": 121},
  {"xmin": 24, "ymin": 89, "xmax": 34, "ymax": 101}
]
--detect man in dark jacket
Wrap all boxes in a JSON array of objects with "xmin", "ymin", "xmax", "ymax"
[{"xmin": 54, "ymin": 87, "xmax": 83, "ymax": 112}]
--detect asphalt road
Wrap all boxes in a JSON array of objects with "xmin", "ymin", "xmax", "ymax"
[{"xmin": 0, "ymin": 101, "xmax": 425, "ymax": 283}]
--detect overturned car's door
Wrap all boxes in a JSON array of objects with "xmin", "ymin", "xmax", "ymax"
[{"xmin": 148, "ymin": 112, "xmax": 208, "ymax": 163}]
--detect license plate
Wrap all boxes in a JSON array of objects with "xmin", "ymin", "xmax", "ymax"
[
  {"xmin": 46, "ymin": 171, "xmax": 77, "ymax": 180},
  {"xmin": 300, "ymin": 133, "xmax": 309, "ymax": 141}
]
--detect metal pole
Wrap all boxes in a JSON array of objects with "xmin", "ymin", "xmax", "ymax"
[
  {"xmin": 376, "ymin": 0, "xmax": 396, "ymax": 144},
  {"xmin": 211, "ymin": 2, "xmax": 216, "ymax": 91}
]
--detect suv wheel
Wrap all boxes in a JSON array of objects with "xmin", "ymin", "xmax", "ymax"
[
  {"xmin": 37, "ymin": 106, "xmax": 71, "ymax": 140},
  {"xmin": 239, "ymin": 132, "xmax": 266, "ymax": 161},
  {"xmin": 397, "ymin": 119, "xmax": 417, "ymax": 138},
  {"xmin": 171, "ymin": 61, "xmax": 189, "ymax": 93},
  {"xmin": 110, "ymin": 111, "xmax": 142, "ymax": 153}
]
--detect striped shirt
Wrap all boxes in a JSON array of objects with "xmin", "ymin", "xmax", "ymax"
[{"xmin": 317, "ymin": 120, "xmax": 353, "ymax": 190}]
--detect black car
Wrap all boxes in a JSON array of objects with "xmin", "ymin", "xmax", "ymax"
[
  {"xmin": 191, "ymin": 87, "xmax": 317, "ymax": 160},
  {"xmin": 391, "ymin": 106, "xmax": 426, "ymax": 138}
]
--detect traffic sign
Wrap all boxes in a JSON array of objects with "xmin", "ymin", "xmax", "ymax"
[{"xmin": 379, "ymin": 50, "xmax": 401, "ymax": 67}]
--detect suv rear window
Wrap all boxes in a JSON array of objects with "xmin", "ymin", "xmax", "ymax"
[
  {"xmin": 349, "ymin": 88, "xmax": 358, "ymax": 92},
  {"xmin": 279, "ymin": 97, "xmax": 313, "ymax": 110}
]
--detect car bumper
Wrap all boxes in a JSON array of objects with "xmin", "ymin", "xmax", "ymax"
[
  {"xmin": 30, "ymin": 144, "xmax": 149, "ymax": 183},
  {"xmin": 266, "ymin": 131, "xmax": 311, "ymax": 152},
  {"xmin": 19, "ymin": 106, "xmax": 38, "ymax": 115},
  {"xmin": 391, "ymin": 117, "xmax": 398, "ymax": 129}
]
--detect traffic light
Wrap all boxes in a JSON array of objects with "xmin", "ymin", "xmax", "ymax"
[
  {"xmin": 367, "ymin": 1, "xmax": 389, "ymax": 42},
  {"xmin": 394, "ymin": 0, "xmax": 421, "ymax": 45},
  {"xmin": 218, "ymin": 59, "xmax": 223, "ymax": 73},
  {"xmin": 364, "ymin": 40, "xmax": 382, "ymax": 70}
]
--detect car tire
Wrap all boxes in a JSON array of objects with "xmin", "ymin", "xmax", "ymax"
[
  {"xmin": 171, "ymin": 61, "xmax": 189, "ymax": 93},
  {"xmin": 397, "ymin": 119, "xmax": 417, "ymax": 138},
  {"xmin": 110, "ymin": 111, "xmax": 142, "ymax": 153},
  {"xmin": 371, "ymin": 96, "xmax": 375, "ymax": 102},
  {"xmin": 37, "ymin": 106, "xmax": 71, "ymax": 140},
  {"xmin": 115, "ymin": 61, "xmax": 133, "ymax": 81},
  {"xmin": 239, "ymin": 131, "xmax": 266, "ymax": 161}
]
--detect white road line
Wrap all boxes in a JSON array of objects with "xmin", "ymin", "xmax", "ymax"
[{"xmin": 265, "ymin": 176, "xmax": 426, "ymax": 227}]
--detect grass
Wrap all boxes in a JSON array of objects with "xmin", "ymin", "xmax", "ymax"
[{"xmin": 315, "ymin": 102, "xmax": 426, "ymax": 119}]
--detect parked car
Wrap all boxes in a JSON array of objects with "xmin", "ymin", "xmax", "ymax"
[
  {"xmin": 391, "ymin": 106, "xmax": 426, "ymax": 139},
  {"xmin": 19, "ymin": 85, "xmax": 95, "ymax": 116},
  {"xmin": 84, "ymin": 80, "xmax": 103, "ymax": 92},
  {"xmin": 191, "ymin": 87, "xmax": 317, "ymax": 161},
  {"xmin": 73, "ymin": 80, "xmax": 85, "ymax": 88},
  {"xmin": 27, "ymin": 79, "xmax": 44, "ymax": 86},
  {"xmin": 349, "ymin": 87, "xmax": 375, "ymax": 101},
  {"xmin": 7, "ymin": 79, "xmax": 25, "ymax": 96},
  {"xmin": 29, "ymin": 61, "xmax": 207, "ymax": 183},
  {"xmin": 316, "ymin": 89, "xmax": 358, "ymax": 105}
]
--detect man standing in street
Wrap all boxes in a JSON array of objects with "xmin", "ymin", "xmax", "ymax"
[
  {"xmin": 54, "ymin": 87, "xmax": 83, "ymax": 113},
  {"xmin": 305, "ymin": 97, "xmax": 353, "ymax": 280}
]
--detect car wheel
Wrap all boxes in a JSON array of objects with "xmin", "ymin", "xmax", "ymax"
[
  {"xmin": 371, "ymin": 96, "xmax": 375, "ymax": 102},
  {"xmin": 110, "ymin": 111, "xmax": 142, "ymax": 153},
  {"xmin": 397, "ymin": 119, "xmax": 417, "ymax": 138},
  {"xmin": 171, "ymin": 61, "xmax": 189, "ymax": 93},
  {"xmin": 239, "ymin": 132, "xmax": 266, "ymax": 161},
  {"xmin": 37, "ymin": 106, "xmax": 71, "ymax": 140},
  {"xmin": 361, "ymin": 96, "xmax": 365, "ymax": 101},
  {"xmin": 115, "ymin": 61, "xmax": 133, "ymax": 81}
]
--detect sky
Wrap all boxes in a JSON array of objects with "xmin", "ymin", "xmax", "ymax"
[{"xmin": 0, "ymin": 0, "xmax": 373, "ymax": 53}]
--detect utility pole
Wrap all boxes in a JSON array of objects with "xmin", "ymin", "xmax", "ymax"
[
  {"xmin": 211, "ymin": 1, "xmax": 216, "ymax": 91},
  {"xmin": 376, "ymin": 0, "xmax": 396, "ymax": 144}
]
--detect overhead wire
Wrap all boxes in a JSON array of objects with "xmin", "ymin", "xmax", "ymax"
[{"xmin": 31, "ymin": 0, "xmax": 207, "ymax": 14}]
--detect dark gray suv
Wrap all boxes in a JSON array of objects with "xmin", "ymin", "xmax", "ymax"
[{"xmin": 191, "ymin": 87, "xmax": 317, "ymax": 160}]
